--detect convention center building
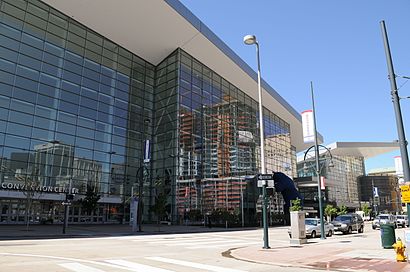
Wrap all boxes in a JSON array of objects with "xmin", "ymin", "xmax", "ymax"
[{"xmin": 0, "ymin": 0, "xmax": 309, "ymax": 225}]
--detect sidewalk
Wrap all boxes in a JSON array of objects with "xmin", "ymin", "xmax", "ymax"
[
  {"xmin": 0, "ymin": 223, "xmax": 242, "ymax": 240},
  {"xmin": 231, "ymin": 233, "xmax": 410, "ymax": 272}
]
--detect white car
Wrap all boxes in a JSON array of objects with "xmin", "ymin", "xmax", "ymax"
[
  {"xmin": 396, "ymin": 215, "xmax": 408, "ymax": 228},
  {"xmin": 288, "ymin": 218, "xmax": 334, "ymax": 238},
  {"xmin": 372, "ymin": 214, "xmax": 396, "ymax": 229}
]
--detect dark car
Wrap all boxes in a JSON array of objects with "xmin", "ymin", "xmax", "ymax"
[{"xmin": 331, "ymin": 213, "xmax": 364, "ymax": 234}]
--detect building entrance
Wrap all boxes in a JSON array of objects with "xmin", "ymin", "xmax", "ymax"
[{"xmin": 0, "ymin": 199, "xmax": 122, "ymax": 225}]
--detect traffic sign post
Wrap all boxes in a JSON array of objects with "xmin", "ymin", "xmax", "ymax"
[
  {"xmin": 258, "ymin": 174, "xmax": 274, "ymax": 180},
  {"xmin": 257, "ymin": 174, "xmax": 274, "ymax": 188}
]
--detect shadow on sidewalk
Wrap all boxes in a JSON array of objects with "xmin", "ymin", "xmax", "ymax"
[{"xmin": 0, "ymin": 224, "xmax": 259, "ymax": 241}]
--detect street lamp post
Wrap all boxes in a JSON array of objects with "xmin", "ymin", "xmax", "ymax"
[
  {"xmin": 304, "ymin": 82, "xmax": 332, "ymax": 240},
  {"xmin": 62, "ymin": 143, "xmax": 74, "ymax": 234},
  {"xmin": 303, "ymin": 143, "xmax": 334, "ymax": 240},
  {"xmin": 136, "ymin": 118, "xmax": 151, "ymax": 231},
  {"xmin": 244, "ymin": 34, "xmax": 269, "ymax": 249}
]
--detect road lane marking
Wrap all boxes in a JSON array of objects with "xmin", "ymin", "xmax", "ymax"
[
  {"xmin": 59, "ymin": 262, "xmax": 105, "ymax": 272},
  {"xmin": 146, "ymin": 256, "xmax": 248, "ymax": 272},
  {"xmin": 0, "ymin": 253, "xmax": 138, "ymax": 271},
  {"xmin": 186, "ymin": 241, "xmax": 260, "ymax": 249},
  {"xmin": 161, "ymin": 239, "xmax": 245, "ymax": 246},
  {"xmin": 145, "ymin": 238, "xmax": 224, "ymax": 244},
  {"xmin": 105, "ymin": 260, "xmax": 176, "ymax": 272}
]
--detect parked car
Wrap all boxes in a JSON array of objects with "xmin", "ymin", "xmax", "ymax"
[
  {"xmin": 288, "ymin": 218, "xmax": 334, "ymax": 238},
  {"xmin": 372, "ymin": 214, "xmax": 397, "ymax": 229},
  {"xmin": 331, "ymin": 213, "xmax": 364, "ymax": 234},
  {"xmin": 396, "ymin": 215, "xmax": 408, "ymax": 228}
]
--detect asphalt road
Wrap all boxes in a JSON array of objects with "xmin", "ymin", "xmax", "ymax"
[{"xmin": 0, "ymin": 223, "xmax": 401, "ymax": 272}]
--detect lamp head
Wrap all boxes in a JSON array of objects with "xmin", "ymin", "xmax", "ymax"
[
  {"xmin": 243, "ymin": 35, "xmax": 257, "ymax": 45},
  {"xmin": 328, "ymin": 160, "xmax": 335, "ymax": 168}
]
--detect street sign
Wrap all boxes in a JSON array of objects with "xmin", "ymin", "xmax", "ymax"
[
  {"xmin": 257, "ymin": 180, "xmax": 267, "ymax": 187},
  {"xmin": 400, "ymin": 184, "xmax": 410, "ymax": 203},
  {"xmin": 258, "ymin": 174, "xmax": 274, "ymax": 180},
  {"xmin": 257, "ymin": 180, "xmax": 275, "ymax": 188}
]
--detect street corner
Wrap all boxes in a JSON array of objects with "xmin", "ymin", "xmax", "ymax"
[
  {"xmin": 307, "ymin": 257, "xmax": 410, "ymax": 272},
  {"xmin": 229, "ymin": 243, "xmax": 410, "ymax": 272},
  {"xmin": 227, "ymin": 244, "xmax": 342, "ymax": 268}
]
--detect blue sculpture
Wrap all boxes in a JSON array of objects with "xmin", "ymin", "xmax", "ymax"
[{"xmin": 273, "ymin": 172, "xmax": 303, "ymax": 212}]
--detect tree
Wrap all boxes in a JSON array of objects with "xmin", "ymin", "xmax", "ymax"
[
  {"xmin": 362, "ymin": 203, "xmax": 371, "ymax": 217},
  {"xmin": 18, "ymin": 168, "xmax": 42, "ymax": 231},
  {"xmin": 150, "ymin": 192, "xmax": 168, "ymax": 231},
  {"xmin": 79, "ymin": 185, "xmax": 101, "ymax": 215},
  {"xmin": 210, "ymin": 208, "xmax": 239, "ymax": 227},
  {"xmin": 289, "ymin": 198, "xmax": 302, "ymax": 212},
  {"xmin": 324, "ymin": 204, "xmax": 338, "ymax": 221},
  {"xmin": 337, "ymin": 205, "xmax": 348, "ymax": 215}
]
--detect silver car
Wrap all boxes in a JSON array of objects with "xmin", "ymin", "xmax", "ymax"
[
  {"xmin": 372, "ymin": 214, "xmax": 396, "ymax": 229},
  {"xmin": 288, "ymin": 218, "xmax": 334, "ymax": 238},
  {"xmin": 305, "ymin": 218, "xmax": 335, "ymax": 238}
]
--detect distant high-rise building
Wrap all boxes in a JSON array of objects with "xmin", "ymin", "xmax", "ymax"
[{"xmin": 295, "ymin": 142, "xmax": 399, "ymax": 214}]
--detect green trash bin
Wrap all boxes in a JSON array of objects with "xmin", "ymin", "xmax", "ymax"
[{"xmin": 380, "ymin": 224, "xmax": 396, "ymax": 249}]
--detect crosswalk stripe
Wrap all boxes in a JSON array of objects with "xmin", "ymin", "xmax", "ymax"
[
  {"xmin": 146, "ymin": 256, "xmax": 248, "ymax": 272},
  {"xmin": 120, "ymin": 234, "xmax": 196, "ymax": 240},
  {"xmin": 146, "ymin": 238, "xmax": 224, "ymax": 244},
  {"xmin": 162, "ymin": 239, "xmax": 246, "ymax": 246},
  {"xmin": 105, "ymin": 259, "xmax": 175, "ymax": 272},
  {"xmin": 59, "ymin": 262, "xmax": 105, "ymax": 272},
  {"xmin": 186, "ymin": 241, "xmax": 260, "ymax": 249}
]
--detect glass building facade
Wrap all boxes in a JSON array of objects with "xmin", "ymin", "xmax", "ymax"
[
  {"xmin": 0, "ymin": 0, "xmax": 296, "ymax": 225},
  {"xmin": 297, "ymin": 154, "xmax": 365, "ymax": 208}
]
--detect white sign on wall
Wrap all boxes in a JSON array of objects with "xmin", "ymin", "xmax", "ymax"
[{"xmin": 301, "ymin": 110, "xmax": 315, "ymax": 143}]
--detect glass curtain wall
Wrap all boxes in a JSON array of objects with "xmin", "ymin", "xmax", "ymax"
[
  {"xmin": 0, "ymin": 0, "xmax": 154, "ymax": 224},
  {"xmin": 152, "ymin": 50, "xmax": 178, "ymax": 223},
  {"xmin": 0, "ymin": 0, "xmax": 296, "ymax": 225},
  {"xmin": 326, "ymin": 156, "xmax": 364, "ymax": 206},
  {"xmin": 174, "ymin": 50, "xmax": 293, "ymax": 226},
  {"xmin": 297, "ymin": 155, "xmax": 364, "ymax": 207}
]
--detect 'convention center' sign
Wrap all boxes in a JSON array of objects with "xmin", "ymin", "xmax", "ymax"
[{"xmin": 0, "ymin": 182, "xmax": 79, "ymax": 194}]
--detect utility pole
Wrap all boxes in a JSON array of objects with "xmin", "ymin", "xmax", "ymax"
[{"xmin": 380, "ymin": 20, "xmax": 410, "ymax": 217}]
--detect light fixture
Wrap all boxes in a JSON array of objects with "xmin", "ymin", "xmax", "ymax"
[{"xmin": 243, "ymin": 34, "xmax": 257, "ymax": 45}]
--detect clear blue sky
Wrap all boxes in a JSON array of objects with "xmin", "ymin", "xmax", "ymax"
[{"xmin": 180, "ymin": 0, "xmax": 410, "ymax": 172}]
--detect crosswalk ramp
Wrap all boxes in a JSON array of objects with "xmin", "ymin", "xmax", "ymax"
[
  {"xmin": 128, "ymin": 234, "xmax": 261, "ymax": 249},
  {"xmin": 58, "ymin": 257, "xmax": 247, "ymax": 272}
]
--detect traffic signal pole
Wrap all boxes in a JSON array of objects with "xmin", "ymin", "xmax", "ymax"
[{"xmin": 380, "ymin": 20, "xmax": 410, "ymax": 217}]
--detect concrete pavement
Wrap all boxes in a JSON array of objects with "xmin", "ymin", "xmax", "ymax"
[
  {"xmin": 230, "ymin": 224, "xmax": 410, "ymax": 272},
  {"xmin": 1, "ymin": 222, "xmax": 409, "ymax": 271}
]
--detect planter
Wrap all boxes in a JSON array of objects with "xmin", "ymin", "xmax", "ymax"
[{"xmin": 290, "ymin": 211, "xmax": 307, "ymax": 245}]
